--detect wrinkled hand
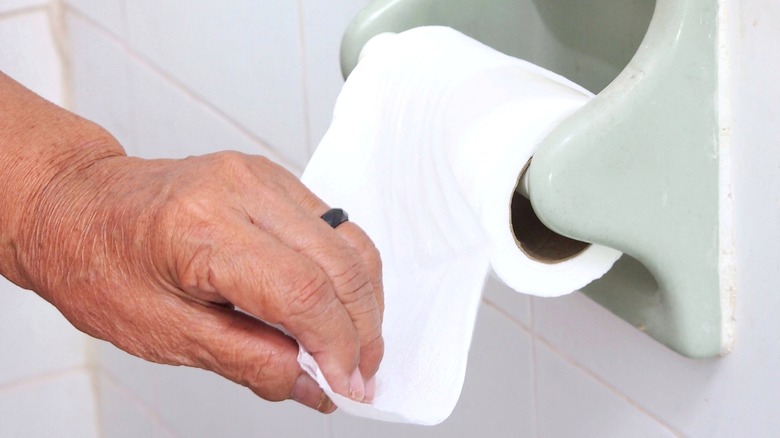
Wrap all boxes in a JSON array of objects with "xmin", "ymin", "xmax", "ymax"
[{"xmin": 15, "ymin": 148, "xmax": 384, "ymax": 412}]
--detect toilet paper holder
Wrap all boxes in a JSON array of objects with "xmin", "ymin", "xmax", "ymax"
[{"xmin": 341, "ymin": 0, "xmax": 734, "ymax": 358}]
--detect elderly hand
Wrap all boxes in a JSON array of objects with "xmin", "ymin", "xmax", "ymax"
[{"xmin": 0, "ymin": 73, "xmax": 383, "ymax": 412}]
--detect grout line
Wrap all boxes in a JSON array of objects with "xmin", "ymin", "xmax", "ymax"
[
  {"xmin": 480, "ymin": 297, "xmax": 533, "ymax": 333},
  {"xmin": 63, "ymin": 6, "xmax": 302, "ymax": 174},
  {"xmin": 479, "ymin": 294, "xmax": 539, "ymax": 436},
  {"xmin": 535, "ymin": 334, "xmax": 685, "ymax": 437},
  {"xmin": 86, "ymin": 340, "xmax": 105, "ymax": 438},
  {"xmin": 0, "ymin": 365, "xmax": 90, "ymax": 394},
  {"xmin": 0, "ymin": 3, "xmax": 47, "ymax": 20},
  {"xmin": 112, "ymin": 0, "xmax": 135, "ymax": 153},
  {"xmin": 529, "ymin": 298, "xmax": 540, "ymax": 438},
  {"xmin": 63, "ymin": 1, "xmax": 123, "ymax": 40},
  {"xmin": 716, "ymin": 0, "xmax": 737, "ymax": 356},
  {"xmin": 47, "ymin": 0, "xmax": 71, "ymax": 110},
  {"xmin": 98, "ymin": 367, "xmax": 182, "ymax": 438},
  {"xmin": 295, "ymin": 0, "xmax": 314, "ymax": 157},
  {"xmin": 116, "ymin": 0, "xmax": 139, "ymax": 156}
]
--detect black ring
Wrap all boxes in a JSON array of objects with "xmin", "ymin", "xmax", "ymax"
[{"xmin": 321, "ymin": 208, "xmax": 349, "ymax": 228}]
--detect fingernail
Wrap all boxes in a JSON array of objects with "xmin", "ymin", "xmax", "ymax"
[
  {"xmin": 364, "ymin": 376, "xmax": 376, "ymax": 403},
  {"xmin": 348, "ymin": 368, "xmax": 365, "ymax": 401},
  {"xmin": 292, "ymin": 374, "xmax": 334, "ymax": 413},
  {"xmin": 317, "ymin": 393, "xmax": 336, "ymax": 414}
]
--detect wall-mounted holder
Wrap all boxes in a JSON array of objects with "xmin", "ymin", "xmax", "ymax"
[{"xmin": 341, "ymin": 0, "xmax": 735, "ymax": 358}]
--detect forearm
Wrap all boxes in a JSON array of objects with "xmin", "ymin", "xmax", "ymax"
[{"xmin": 0, "ymin": 72, "xmax": 126, "ymax": 289}]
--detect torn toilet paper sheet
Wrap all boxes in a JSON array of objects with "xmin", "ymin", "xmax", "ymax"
[{"xmin": 299, "ymin": 26, "xmax": 621, "ymax": 425}]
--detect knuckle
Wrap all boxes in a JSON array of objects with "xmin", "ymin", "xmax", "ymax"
[
  {"xmin": 365, "ymin": 243, "xmax": 383, "ymax": 278},
  {"xmin": 152, "ymin": 183, "xmax": 215, "ymax": 237},
  {"xmin": 344, "ymin": 226, "xmax": 383, "ymax": 277},
  {"xmin": 362, "ymin": 334, "xmax": 385, "ymax": 369},
  {"xmin": 209, "ymin": 151, "xmax": 263, "ymax": 187},
  {"xmin": 361, "ymin": 237, "xmax": 383, "ymax": 270},
  {"xmin": 210, "ymin": 151, "xmax": 281, "ymax": 182},
  {"xmin": 282, "ymin": 269, "xmax": 333, "ymax": 319},
  {"xmin": 242, "ymin": 349, "xmax": 290, "ymax": 402},
  {"xmin": 153, "ymin": 196, "xmax": 220, "ymax": 278},
  {"xmin": 211, "ymin": 150, "xmax": 251, "ymax": 171},
  {"xmin": 331, "ymin": 259, "xmax": 373, "ymax": 303},
  {"xmin": 188, "ymin": 315, "xmax": 297, "ymax": 403},
  {"xmin": 355, "ymin": 303, "xmax": 383, "ymax": 340},
  {"xmin": 209, "ymin": 153, "xmax": 289, "ymax": 204},
  {"xmin": 177, "ymin": 241, "xmax": 219, "ymax": 294}
]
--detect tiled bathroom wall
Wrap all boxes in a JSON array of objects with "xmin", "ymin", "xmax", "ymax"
[{"xmin": 2, "ymin": 0, "xmax": 779, "ymax": 436}]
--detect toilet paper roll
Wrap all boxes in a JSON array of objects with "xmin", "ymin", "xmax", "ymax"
[{"xmin": 299, "ymin": 26, "xmax": 621, "ymax": 425}]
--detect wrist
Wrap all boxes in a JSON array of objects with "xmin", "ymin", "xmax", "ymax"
[{"xmin": 0, "ymin": 124, "xmax": 127, "ymax": 291}]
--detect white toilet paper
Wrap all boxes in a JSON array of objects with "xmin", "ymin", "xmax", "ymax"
[{"xmin": 299, "ymin": 26, "xmax": 621, "ymax": 425}]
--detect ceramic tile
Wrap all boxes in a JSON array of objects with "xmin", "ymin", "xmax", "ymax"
[
  {"xmin": 96, "ymin": 340, "xmax": 328, "ymax": 437},
  {"xmin": 0, "ymin": 0, "xmax": 46, "ymax": 14},
  {"xmin": 298, "ymin": 0, "xmax": 372, "ymax": 150},
  {"xmin": 98, "ymin": 375, "xmax": 176, "ymax": 438},
  {"xmin": 124, "ymin": 1, "xmax": 309, "ymax": 167},
  {"xmin": 94, "ymin": 341, "xmax": 161, "ymax": 409},
  {"xmin": 0, "ymin": 370, "xmax": 98, "ymax": 438},
  {"xmin": 126, "ymin": 56, "xmax": 294, "ymax": 171},
  {"xmin": 483, "ymin": 274, "xmax": 531, "ymax": 328},
  {"xmin": 332, "ymin": 304, "xmax": 535, "ymax": 438},
  {"xmin": 0, "ymin": 10, "xmax": 63, "ymax": 105},
  {"xmin": 533, "ymin": 279, "xmax": 780, "ymax": 437},
  {"xmin": 535, "ymin": 344, "xmax": 675, "ymax": 438},
  {"xmin": 65, "ymin": 0, "xmax": 125, "ymax": 37},
  {"xmin": 150, "ymin": 365, "xmax": 329, "ymax": 438},
  {"xmin": 0, "ymin": 278, "xmax": 87, "ymax": 386},
  {"xmin": 66, "ymin": 12, "xmax": 135, "ymax": 151},
  {"xmin": 533, "ymin": 293, "xmax": 727, "ymax": 436},
  {"xmin": 66, "ymin": 10, "xmax": 296, "ymax": 166}
]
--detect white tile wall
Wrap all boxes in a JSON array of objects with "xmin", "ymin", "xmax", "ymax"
[
  {"xmin": 0, "ymin": 371, "xmax": 98, "ymax": 438},
  {"xmin": 66, "ymin": 10, "xmax": 295, "ymax": 171},
  {"xmin": 0, "ymin": 0, "xmax": 46, "ymax": 15},
  {"xmin": 64, "ymin": 0, "xmax": 124, "ymax": 37},
  {"xmin": 126, "ymin": 55, "xmax": 287, "ymax": 164},
  {"xmin": 534, "ymin": 344, "xmax": 676, "ymax": 438},
  {"xmin": 0, "ymin": 278, "xmax": 86, "ymax": 386},
  {"xmin": 0, "ymin": 8, "xmax": 63, "ymax": 105},
  {"xmin": 97, "ymin": 375, "xmax": 176, "ymax": 438},
  {"xmin": 66, "ymin": 11, "xmax": 134, "ymax": 150},
  {"xmin": 94, "ymin": 341, "xmax": 159, "ymax": 407},
  {"xmin": 298, "ymin": 0, "xmax": 373, "ymax": 148},
  {"xmin": 122, "ymin": 0, "xmax": 311, "ymax": 167},
  {"xmin": 95, "ymin": 342, "xmax": 330, "ymax": 438},
  {"xmin": 152, "ymin": 366, "xmax": 329, "ymax": 437},
  {"xmin": 533, "ymin": 294, "xmax": 727, "ymax": 436},
  {"xmin": 484, "ymin": 274, "xmax": 532, "ymax": 328}
]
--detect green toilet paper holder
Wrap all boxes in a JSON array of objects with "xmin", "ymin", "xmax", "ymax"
[{"xmin": 341, "ymin": 0, "xmax": 735, "ymax": 358}]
